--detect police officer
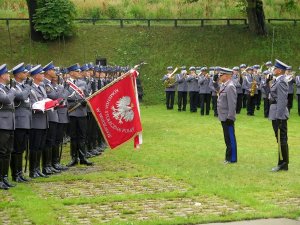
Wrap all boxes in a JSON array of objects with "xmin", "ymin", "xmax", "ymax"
[
  {"xmin": 10, "ymin": 63, "xmax": 31, "ymax": 182},
  {"xmin": 240, "ymin": 64, "xmax": 247, "ymax": 108},
  {"xmin": 198, "ymin": 67, "xmax": 211, "ymax": 115},
  {"xmin": 213, "ymin": 67, "xmax": 237, "ymax": 164},
  {"xmin": 209, "ymin": 67, "xmax": 219, "ymax": 117},
  {"xmin": 42, "ymin": 62, "xmax": 62, "ymax": 175},
  {"xmin": 253, "ymin": 65, "xmax": 262, "ymax": 111},
  {"xmin": 175, "ymin": 67, "xmax": 188, "ymax": 111},
  {"xmin": 261, "ymin": 70, "xmax": 271, "ymax": 118},
  {"xmin": 267, "ymin": 59, "xmax": 290, "ymax": 172},
  {"xmin": 0, "ymin": 64, "xmax": 16, "ymax": 189},
  {"xmin": 65, "ymin": 64, "xmax": 93, "ymax": 167},
  {"xmin": 162, "ymin": 66, "xmax": 176, "ymax": 110},
  {"xmin": 232, "ymin": 66, "xmax": 243, "ymax": 114},
  {"xmin": 242, "ymin": 67, "xmax": 256, "ymax": 116},
  {"xmin": 186, "ymin": 67, "xmax": 198, "ymax": 112},
  {"xmin": 29, "ymin": 65, "xmax": 49, "ymax": 178},
  {"xmin": 296, "ymin": 67, "xmax": 300, "ymax": 116}
]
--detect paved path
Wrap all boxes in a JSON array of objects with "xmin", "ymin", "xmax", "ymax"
[{"xmin": 201, "ymin": 218, "xmax": 300, "ymax": 225}]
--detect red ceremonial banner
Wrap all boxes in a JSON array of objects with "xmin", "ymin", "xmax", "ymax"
[{"xmin": 87, "ymin": 72, "xmax": 142, "ymax": 149}]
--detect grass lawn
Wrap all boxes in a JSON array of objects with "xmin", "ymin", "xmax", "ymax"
[{"xmin": 1, "ymin": 103, "xmax": 300, "ymax": 225}]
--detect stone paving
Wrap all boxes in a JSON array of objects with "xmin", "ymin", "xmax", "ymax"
[
  {"xmin": 33, "ymin": 177, "xmax": 189, "ymax": 199},
  {"xmin": 59, "ymin": 196, "xmax": 255, "ymax": 224},
  {"xmin": 0, "ymin": 208, "xmax": 33, "ymax": 225},
  {"xmin": 0, "ymin": 191, "xmax": 14, "ymax": 203}
]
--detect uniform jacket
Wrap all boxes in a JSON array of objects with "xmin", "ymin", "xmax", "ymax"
[
  {"xmin": 0, "ymin": 83, "xmax": 15, "ymax": 130},
  {"xmin": 44, "ymin": 78, "xmax": 59, "ymax": 123},
  {"xmin": 66, "ymin": 78, "xmax": 88, "ymax": 117},
  {"xmin": 30, "ymin": 83, "xmax": 48, "ymax": 129},
  {"xmin": 287, "ymin": 77, "xmax": 295, "ymax": 94},
  {"xmin": 14, "ymin": 81, "xmax": 32, "ymax": 129},
  {"xmin": 198, "ymin": 75, "xmax": 211, "ymax": 94},
  {"xmin": 242, "ymin": 74, "xmax": 257, "ymax": 95},
  {"xmin": 186, "ymin": 75, "xmax": 199, "ymax": 92},
  {"xmin": 162, "ymin": 74, "xmax": 176, "ymax": 91},
  {"xmin": 175, "ymin": 73, "xmax": 188, "ymax": 92},
  {"xmin": 214, "ymin": 80, "xmax": 237, "ymax": 122},
  {"xmin": 232, "ymin": 74, "xmax": 243, "ymax": 94},
  {"xmin": 209, "ymin": 78, "xmax": 219, "ymax": 97},
  {"xmin": 268, "ymin": 75, "xmax": 289, "ymax": 120},
  {"xmin": 56, "ymin": 84, "xmax": 69, "ymax": 124},
  {"xmin": 295, "ymin": 75, "xmax": 300, "ymax": 94}
]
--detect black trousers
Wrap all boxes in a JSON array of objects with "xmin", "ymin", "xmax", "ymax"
[
  {"xmin": 272, "ymin": 119, "xmax": 288, "ymax": 165},
  {"xmin": 199, "ymin": 93, "xmax": 211, "ymax": 115},
  {"xmin": 297, "ymin": 94, "xmax": 300, "ymax": 115},
  {"xmin": 211, "ymin": 96, "xmax": 218, "ymax": 116},
  {"xmin": 87, "ymin": 112, "xmax": 97, "ymax": 149},
  {"xmin": 287, "ymin": 94, "xmax": 293, "ymax": 111},
  {"xmin": 0, "ymin": 130, "xmax": 14, "ymax": 158},
  {"xmin": 221, "ymin": 122, "xmax": 237, "ymax": 162},
  {"xmin": 13, "ymin": 129, "xmax": 29, "ymax": 154},
  {"xmin": 165, "ymin": 91, "xmax": 175, "ymax": 109},
  {"xmin": 46, "ymin": 122, "xmax": 57, "ymax": 148},
  {"xmin": 177, "ymin": 91, "xmax": 187, "ymax": 111},
  {"xmin": 242, "ymin": 91, "xmax": 247, "ymax": 108},
  {"xmin": 69, "ymin": 116, "xmax": 87, "ymax": 159},
  {"xmin": 29, "ymin": 129, "xmax": 47, "ymax": 152},
  {"xmin": 255, "ymin": 90, "xmax": 262, "ymax": 109},
  {"xmin": 247, "ymin": 94, "xmax": 256, "ymax": 115},
  {"xmin": 55, "ymin": 123, "xmax": 67, "ymax": 147},
  {"xmin": 189, "ymin": 91, "xmax": 198, "ymax": 112},
  {"xmin": 236, "ymin": 93, "xmax": 243, "ymax": 113},
  {"xmin": 263, "ymin": 98, "xmax": 270, "ymax": 118}
]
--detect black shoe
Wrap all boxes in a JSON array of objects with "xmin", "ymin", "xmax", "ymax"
[
  {"xmin": 271, "ymin": 163, "xmax": 288, "ymax": 172},
  {"xmin": 86, "ymin": 152, "xmax": 95, "ymax": 158},
  {"xmin": 79, "ymin": 159, "xmax": 93, "ymax": 166},
  {"xmin": 67, "ymin": 158, "xmax": 78, "ymax": 167},
  {"xmin": 42, "ymin": 167, "xmax": 54, "ymax": 175},
  {"xmin": 36, "ymin": 170, "xmax": 49, "ymax": 178},
  {"xmin": 29, "ymin": 171, "xmax": 40, "ymax": 179},
  {"xmin": 12, "ymin": 174, "xmax": 26, "ymax": 183},
  {"xmin": 19, "ymin": 174, "xmax": 31, "ymax": 182},
  {"xmin": 0, "ymin": 181, "xmax": 9, "ymax": 190},
  {"xmin": 3, "ymin": 176, "xmax": 16, "ymax": 188},
  {"xmin": 53, "ymin": 163, "xmax": 69, "ymax": 171},
  {"xmin": 49, "ymin": 166, "xmax": 61, "ymax": 174}
]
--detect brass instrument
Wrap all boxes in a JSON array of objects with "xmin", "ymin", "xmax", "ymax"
[
  {"xmin": 285, "ymin": 71, "xmax": 296, "ymax": 82},
  {"xmin": 164, "ymin": 67, "xmax": 178, "ymax": 88},
  {"xmin": 250, "ymin": 78, "xmax": 257, "ymax": 97}
]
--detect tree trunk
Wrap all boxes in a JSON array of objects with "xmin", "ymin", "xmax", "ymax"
[
  {"xmin": 246, "ymin": 0, "xmax": 267, "ymax": 35},
  {"xmin": 26, "ymin": 0, "xmax": 44, "ymax": 41}
]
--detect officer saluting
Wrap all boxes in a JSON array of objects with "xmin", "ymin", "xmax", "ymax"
[
  {"xmin": 0, "ymin": 64, "xmax": 16, "ymax": 190},
  {"xmin": 213, "ymin": 67, "xmax": 237, "ymax": 164},
  {"xmin": 267, "ymin": 59, "xmax": 290, "ymax": 172}
]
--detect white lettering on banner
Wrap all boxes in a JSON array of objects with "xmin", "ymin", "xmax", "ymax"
[{"xmin": 96, "ymin": 107, "xmax": 111, "ymax": 138}]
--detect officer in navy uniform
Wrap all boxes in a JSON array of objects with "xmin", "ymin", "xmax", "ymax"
[
  {"xmin": 175, "ymin": 67, "xmax": 188, "ymax": 111},
  {"xmin": 65, "ymin": 64, "xmax": 93, "ymax": 167},
  {"xmin": 42, "ymin": 62, "xmax": 63, "ymax": 175},
  {"xmin": 296, "ymin": 67, "xmax": 300, "ymax": 116},
  {"xmin": 0, "ymin": 64, "xmax": 16, "ymax": 190},
  {"xmin": 29, "ymin": 65, "xmax": 49, "ymax": 178},
  {"xmin": 232, "ymin": 66, "xmax": 243, "ymax": 114},
  {"xmin": 186, "ymin": 67, "xmax": 198, "ymax": 112},
  {"xmin": 162, "ymin": 66, "xmax": 176, "ymax": 110},
  {"xmin": 266, "ymin": 59, "xmax": 290, "ymax": 172},
  {"xmin": 213, "ymin": 67, "xmax": 237, "ymax": 164},
  {"xmin": 198, "ymin": 67, "xmax": 211, "ymax": 115},
  {"xmin": 286, "ymin": 66, "xmax": 295, "ymax": 112},
  {"xmin": 10, "ymin": 63, "xmax": 31, "ymax": 182}
]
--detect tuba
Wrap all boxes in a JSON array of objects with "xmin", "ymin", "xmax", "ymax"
[
  {"xmin": 164, "ymin": 67, "xmax": 178, "ymax": 88},
  {"xmin": 250, "ymin": 78, "xmax": 257, "ymax": 97}
]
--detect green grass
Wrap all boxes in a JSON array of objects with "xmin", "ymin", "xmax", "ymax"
[
  {"xmin": 1, "ymin": 0, "xmax": 300, "ymax": 19},
  {"xmin": 1, "ymin": 105, "xmax": 300, "ymax": 224},
  {"xmin": 1, "ymin": 23, "xmax": 300, "ymax": 104}
]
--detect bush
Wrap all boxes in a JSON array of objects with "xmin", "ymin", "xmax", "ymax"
[{"xmin": 33, "ymin": 0, "xmax": 76, "ymax": 40}]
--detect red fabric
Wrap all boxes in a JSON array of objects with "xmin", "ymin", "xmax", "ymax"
[{"xmin": 87, "ymin": 72, "xmax": 142, "ymax": 149}]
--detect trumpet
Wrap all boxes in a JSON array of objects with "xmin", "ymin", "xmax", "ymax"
[{"xmin": 285, "ymin": 71, "xmax": 296, "ymax": 82}]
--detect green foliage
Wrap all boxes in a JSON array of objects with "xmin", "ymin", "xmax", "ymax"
[{"xmin": 33, "ymin": 0, "xmax": 76, "ymax": 40}]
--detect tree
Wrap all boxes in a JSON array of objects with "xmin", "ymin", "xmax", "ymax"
[
  {"xmin": 246, "ymin": 0, "xmax": 267, "ymax": 35},
  {"xmin": 26, "ymin": 0, "xmax": 76, "ymax": 41},
  {"xmin": 26, "ymin": 0, "xmax": 43, "ymax": 41}
]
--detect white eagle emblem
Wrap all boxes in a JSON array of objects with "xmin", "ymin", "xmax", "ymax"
[{"xmin": 112, "ymin": 96, "xmax": 134, "ymax": 124}]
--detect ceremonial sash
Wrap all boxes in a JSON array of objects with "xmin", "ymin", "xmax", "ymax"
[{"xmin": 66, "ymin": 80, "xmax": 85, "ymax": 99}]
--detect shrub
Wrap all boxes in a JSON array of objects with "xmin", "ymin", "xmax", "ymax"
[{"xmin": 33, "ymin": 0, "xmax": 76, "ymax": 40}]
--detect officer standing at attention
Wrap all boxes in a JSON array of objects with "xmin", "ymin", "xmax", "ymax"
[
  {"xmin": 198, "ymin": 67, "xmax": 211, "ymax": 116},
  {"xmin": 0, "ymin": 64, "xmax": 16, "ymax": 190},
  {"xmin": 213, "ymin": 67, "xmax": 237, "ymax": 164},
  {"xmin": 162, "ymin": 66, "xmax": 176, "ymax": 110},
  {"xmin": 267, "ymin": 59, "xmax": 290, "ymax": 172},
  {"xmin": 186, "ymin": 67, "xmax": 198, "ymax": 112},
  {"xmin": 175, "ymin": 67, "xmax": 188, "ymax": 111},
  {"xmin": 65, "ymin": 64, "xmax": 93, "ymax": 167},
  {"xmin": 29, "ymin": 65, "xmax": 49, "ymax": 179},
  {"xmin": 296, "ymin": 67, "xmax": 300, "ymax": 116},
  {"xmin": 10, "ymin": 63, "xmax": 31, "ymax": 182}
]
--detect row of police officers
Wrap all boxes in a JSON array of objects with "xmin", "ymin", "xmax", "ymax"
[
  {"xmin": 162, "ymin": 62, "xmax": 300, "ymax": 118},
  {"xmin": 0, "ymin": 62, "xmax": 127, "ymax": 190}
]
